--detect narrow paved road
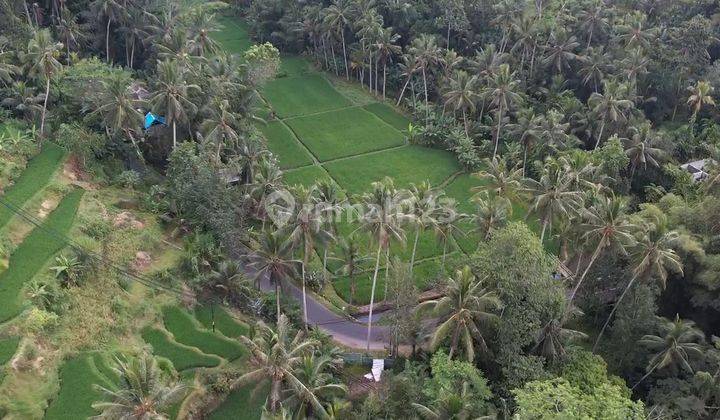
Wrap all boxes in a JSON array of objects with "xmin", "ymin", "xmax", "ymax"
[{"xmin": 255, "ymin": 273, "xmax": 389, "ymax": 351}]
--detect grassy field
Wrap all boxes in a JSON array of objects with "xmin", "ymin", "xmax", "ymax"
[
  {"xmin": 262, "ymin": 75, "xmax": 352, "ymax": 118},
  {"xmin": 283, "ymin": 165, "xmax": 334, "ymax": 188},
  {"xmin": 0, "ymin": 189, "xmax": 83, "ymax": 322},
  {"xmin": 44, "ymin": 353, "xmax": 115, "ymax": 420},
  {"xmin": 0, "ymin": 337, "xmax": 19, "ymax": 366},
  {"xmin": 0, "ymin": 143, "xmax": 65, "ymax": 229},
  {"xmin": 194, "ymin": 305, "xmax": 249, "ymax": 339},
  {"xmin": 161, "ymin": 306, "xmax": 245, "ymax": 361},
  {"xmin": 259, "ymin": 121, "xmax": 314, "ymax": 169},
  {"xmin": 208, "ymin": 383, "xmax": 267, "ymax": 420},
  {"xmin": 214, "ymin": 16, "xmax": 252, "ymax": 52},
  {"xmin": 278, "ymin": 55, "xmax": 312, "ymax": 77},
  {"xmin": 324, "ymin": 145, "xmax": 462, "ymax": 194},
  {"xmin": 286, "ymin": 107, "xmax": 406, "ymax": 162},
  {"xmin": 363, "ymin": 102, "xmax": 412, "ymax": 132},
  {"xmin": 141, "ymin": 327, "xmax": 222, "ymax": 371}
]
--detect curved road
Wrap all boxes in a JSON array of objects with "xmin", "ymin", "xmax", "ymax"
[{"xmin": 256, "ymin": 274, "xmax": 390, "ymax": 351}]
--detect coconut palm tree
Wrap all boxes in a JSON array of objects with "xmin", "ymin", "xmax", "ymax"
[
  {"xmin": 186, "ymin": 9, "xmax": 221, "ymax": 57},
  {"xmin": 508, "ymin": 109, "xmax": 542, "ymax": 176},
  {"xmin": 92, "ymin": 353, "xmax": 185, "ymax": 419},
  {"xmin": 433, "ymin": 199, "xmax": 466, "ymax": 266},
  {"xmin": 55, "ymin": 7, "xmax": 85, "ymax": 63},
  {"xmin": 412, "ymin": 382, "xmax": 476, "ymax": 420},
  {"xmin": 238, "ymin": 139, "xmax": 272, "ymax": 186},
  {"xmin": 334, "ymin": 235, "xmax": 369, "ymax": 305},
  {"xmin": 0, "ymin": 45, "xmax": 18, "ymax": 86},
  {"xmin": 91, "ymin": 0, "xmax": 125, "ymax": 63},
  {"xmin": 617, "ymin": 12, "xmax": 659, "ymax": 50},
  {"xmin": 119, "ymin": 8, "xmax": 148, "ymax": 68},
  {"xmin": 443, "ymin": 70, "xmax": 479, "ymax": 137},
  {"xmin": 418, "ymin": 266, "xmax": 500, "ymax": 361},
  {"xmin": 594, "ymin": 226, "xmax": 683, "ymax": 351},
  {"xmin": 568, "ymin": 194, "xmax": 637, "ymax": 305},
  {"xmin": 0, "ymin": 81, "xmax": 44, "ymax": 123},
  {"xmin": 510, "ymin": 14, "xmax": 538, "ymax": 74},
  {"xmin": 23, "ymin": 29, "xmax": 62, "ymax": 136},
  {"xmin": 633, "ymin": 314, "xmax": 705, "ymax": 389},
  {"xmin": 206, "ymin": 260, "xmax": 251, "ymax": 306},
  {"xmin": 588, "ymin": 80, "xmax": 634, "ymax": 149},
  {"xmin": 527, "ymin": 165, "xmax": 583, "ymax": 244},
  {"xmin": 543, "ymin": 31, "xmax": 579, "ymax": 75},
  {"xmin": 487, "ymin": 63, "xmax": 522, "ymax": 158},
  {"xmin": 471, "ymin": 192, "xmax": 512, "ymax": 241},
  {"xmin": 359, "ymin": 177, "xmax": 406, "ymax": 351},
  {"xmin": 578, "ymin": 1, "xmax": 609, "ymax": 48},
  {"xmin": 250, "ymin": 231, "xmax": 297, "ymax": 320},
  {"xmin": 407, "ymin": 181, "xmax": 440, "ymax": 269},
  {"xmin": 201, "ymin": 99, "xmax": 240, "ymax": 161},
  {"xmin": 285, "ymin": 185, "xmax": 333, "ymax": 329},
  {"xmin": 149, "ymin": 59, "xmax": 200, "ymax": 149},
  {"xmin": 283, "ymin": 354, "xmax": 347, "ymax": 417},
  {"xmin": 91, "ymin": 75, "xmax": 145, "ymax": 160},
  {"xmin": 408, "ymin": 34, "xmax": 442, "ymax": 111},
  {"xmin": 235, "ymin": 315, "xmax": 324, "ymax": 416},
  {"xmin": 323, "ymin": 0, "xmax": 352, "ymax": 80},
  {"xmin": 578, "ymin": 46, "xmax": 612, "ymax": 93},
  {"xmin": 314, "ymin": 180, "xmax": 343, "ymax": 283},
  {"xmin": 472, "ymin": 157, "xmax": 525, "ymax": 204},
  {"xmin": 623, "ymin": 123, "xmax": 665, "ymax": 178},
  {"xmin": 687, "ymin": 80, "xmax": 716, "ymax": 128},
  {"xmin": 533, "ymin": 306, "xmax": 588, "ymax": 363},
  {"xmin": 374, "ymin": 27, "xmax": 402, "ymax": 100}
]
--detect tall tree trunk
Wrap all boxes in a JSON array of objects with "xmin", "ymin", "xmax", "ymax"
[
  {"xmin": 587, "ymin": 26, "xmax": 594, "ymax": 49},
  {"xmin": 462, "ymin": 108, "xmax": 469, "ymax": 137},
  {"xmin": 422, "ymin": 67, "xmax": 429, "ymax": 110},
  {"xmin": 172, "ymin": 121, "xmax": 177, "ymax": 150},
  {"xmin": 493, "ymin": 104, "xmax": 504, "ymax": 158},
  {"xmin": 593, "ymin": 272, "xmax": 640, "ymax": 351},
  {"xmin": 106, "ymin": 17, "xmax": 112, "ymax": 63},
  {"xmin": 540, "ymin": 219, "xmax": 548, "ymax": 243},
  {"xmin": 567, "ymin": 243, "xmax": 603, "ymax": 305},
  {"xmin": 383, "ymin": 63, "xmax": 387, "ymax": 100},
  {"xmin": 130, "ymin": 39, "xmax": 135, "ymax": 69},
  {"xmin": 448, "ymin": 325, "xmax": 461, "ymax": 360},
  {"xmin": 375, "ymin": 53, "xmax": 379, "ymax": 94},
  {"xmin": 322, "ymin": 37, "xmax": 329, "ymax": 70},
  {"xmin": 632, "ymin": 362, "xmax": 659, "ymax": 390},
  {"xmin": 301, "ymin": 252, "xmax": 309, "ymax": 332},
  {"xmin": 366, "ymin": 243, "xmax": 383, "ymax": 352},
  {"xmin": 330, "ymin": 41, "xmax": 339, "ymax": 75},
  {"xmin": 274, "ymin": 274, "xmax": 281, "ymax": 321},
  {"xmin": 23, "ymin": 1, "xmax": 33, "ymax": 26},
  {"xmin": 594, "ymin": 118, "xmax": 606, "ymax": 149},
  {"xmin": 383, "ymin": 247, "xmax": 390, "ymax": 301},
  {"xmin": 396, "ymin": 75, "xmax": 412, "ymax": 106},
  {"xmin": 369, "ymin": 53, "xmax": 373, "ymax": 92},
  {"xmin": 40, "ymin": 77, "xmax": 50, "ymax": 136},
  {"xmin": 446, "ymin": 23, "xmax": 451, "ymax": 50},
  {"xmin": 522, "ymin": 143, "xmax": 528, "ymax": 176},
  {"xmin": 349, "ymin": 267, "xmax": 355, "ymax": 305},
  {"xmin": 410, "ymin": 227, "xmax": 421, "ymax": 272},
  {"xmin": 341, "ymin": 31, "xmax": 349, "ymax": 80}
]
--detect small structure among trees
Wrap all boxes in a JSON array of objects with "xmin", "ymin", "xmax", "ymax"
[{"xmin": 680, "ymin": 158, "xmax": 715, "ymax": 182}]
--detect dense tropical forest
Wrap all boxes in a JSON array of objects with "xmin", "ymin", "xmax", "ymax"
[{"xmin": 2, "ymin": 0, "xmax": 720, "ymax": 418}]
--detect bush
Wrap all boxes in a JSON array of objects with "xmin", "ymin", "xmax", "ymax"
[
  {"xmin": 116, "ymin": 170, "xmax": 141, "ymax": 190},
  {"xmin": 24, "ymin": 308, "xmax": 59, "ymax": 334}
]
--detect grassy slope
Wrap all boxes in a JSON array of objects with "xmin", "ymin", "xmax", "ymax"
[
  {"xmin": 259, "ymin": 121, "xmax": 314, "ymax": 169},
  {"xmin": 286, "ymin": 107, "xmax": 405, "ymax": 162},
  {"xmin": 363, "ymin": 102, "xmax": 412, "ymax": 132},
  {"xmin": 0, "ymin": 143, "xmax": 65, "ymax": 229},
  {"xmin": 0, "ymin": 189, "xmax": 83, "ymax": 322},
  {"xmin": 0, "ymin": 337, "xmax": 20, "ymax": 366},
  {"xmin": 194, "ymin": 305, "xmax": 249, "ymax": 339},
  {"xmin": 207, "ymin": 383, "xmax": 268, "ymax": 420},
  {"xmin": 262, "ymin": 75, "xmax": 352, "ymax": 118},
  {"xmin": 141, "ymin": 327, "xmax": 222, "ymax": 371},
  {"xmin": 323, "ymin": 145, "xmax": 462, "ymax": 195},
  {"xmin": 283, "ymin": 165, "xmax": 334, "ymax": 188},
  {"xmin": 161, "ymin": 306, "xmax": 245, "ymax": 361},
  {"xmin": 44, "ymin": 353, "xmax": 114, "ymax": 420}
]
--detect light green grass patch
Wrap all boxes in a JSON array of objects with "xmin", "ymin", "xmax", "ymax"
[
  {"xmin": 323, "ymin": 145, "xmax": 461, "ymax": 195},
  {"xmin": 162, "ymin": 306, "xmax": 245, "ymax": 361},
  {"xmin": 283, "ymin": 165, "xmax": 333, "ymax": 188},
  {"xmin": 278, "ymin": 56, "xmax": 312, "ymax": 78},
  {"xmin": 333, "ymin": 269, "xmax": 387, "ymax": 305},
  {"xmin": 262, "ymin": 75, "xmax": 352, "ymax": 118},
  {"xmin": 285, "ymin": 107, "xmax": 405, "ymax": 162},
  {"xmin": 259, "ymin": 121, "xmax": 314, "ymax": 169},
  {"xmin": 0, "ymin": 143, "xmax": 65, "ymax": 229},
  {"xmin": 194, "ymin": 305, "xmax": 249, "ymax": 339},
  {"xmin": 141, "ymin": 327, "xmax": 222, "ymax": 371},
  {"xmin": 44, "ymin": 353, "xmax": 114, "ymax": 420},
  {"xmin": 363, "ymin": 103, "xmax": 412, "ymax": 132},
  {"xmin": 208, "ymin": 383, "xmax": 267, "ymax": 420},
  {"xmin": 0, "ymin": 337, "xmax": 19, "ymax": 366},
  {"xmin": 0, "ymin": 189, "xmax": 83, "ymax": 322}
]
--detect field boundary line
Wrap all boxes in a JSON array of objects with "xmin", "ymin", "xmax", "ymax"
[
  {"xmin": 279, "ymin": 103, "xmax": 368, "ymax": 121},
  {"xmin": 320, "ymin": 144, "xmax": 409, "ymax": 166}
]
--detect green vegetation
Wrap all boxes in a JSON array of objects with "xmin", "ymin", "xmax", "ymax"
[
  {"xmin": 44, "ymin": 353, "xmax": 114, "ymax": 420},
  {"xmin": 0, "ymin": 189, "xmax": 82, "ymax": 322},
  {"xmin": 0, "ymin": 143, "xmax": 65, "ymax": 229},
  {"xmin": 283, "ymin": 165, "xmax": 333, "ymax": 187},
  {"xmin": 259, "ymin": 121, "xmax": 313, "ymax": 169},
  {"xmin": 141, "ymin": 327, "xmax": 222, "ymax": 371},
  {"xmin": 363, "ymin": 103, "xmax": 411, "ymax": 132},
  {"xmin": 324, "ymin": 146, "xmax": 461, "ymax": 194},
  {"xmin": 262, "ymin": 75, "xmax": 352, "ymax": 118},
  {"xmin": 161, "ymin": 306, "xmax": 245, "ymax": 360},
  {"xmin": 0, "ymin": 338, "xmax": 19, "ymax": 366},
  {"xmin": 286, "ymin": 107, "xmax": 405, "ymax": 161},
  {"xmin": 194, "ymin": 305, "xmax": 249, "ymax": 339},
  {"xmin": 207, "ymin": 384, "xmax": 267, "ymax": 420}
]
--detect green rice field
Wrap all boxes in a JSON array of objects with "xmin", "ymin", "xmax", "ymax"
[
  {"xmin": 161, "ymin": 306, "xmax": 245, "ymax": 361},
  {"xmin": 141, "ymin": 327, "xmax": 222, "ymax": 371}
]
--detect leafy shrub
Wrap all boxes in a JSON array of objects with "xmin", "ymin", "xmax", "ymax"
[
  {"xmin": 24, "ymin": 308, "xmax": 59, "ymax": 334},
  {"xmin": 116, "ymin": 170, "xmax": 141, "ymax": 190}
]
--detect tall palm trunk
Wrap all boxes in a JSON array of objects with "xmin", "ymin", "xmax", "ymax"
[
  {"xmin": 368, "ymin": 52, "xmax": 373, "ymax": 92},
  {"xmin": 273, "ymin": 273, "xmax": 281, "ymax": 321},
  {"xmin": 366, "ymin": 243, "xmax": 383, "ymax": 352},
  {"xmin": 396, "ymin": 74, "xmax": 412, "ymax": 106},
  {"xmin": 594, "ymin": 117, "xmax": 606, "ymax": 149},
  {"xmin": 410, "ymin": 227, "xmax": 421, "ymax": 271},
  {"xmin": 593, "ymin": 271, "xmax": 640, "ymax": 351},
  {"xmin": 330, "ymin": 41, "xmax": 339, "ymax": 75},
  {"xmin": 40, "ymin": 77, "xmax": 50, "ymax": 136},
  {"xmin": 322, "ymin": 37, "xmax": 329, "ymax": 70},
  {"xmin": 462, "ymin": 108, "xmax": 469, "ymax": 137},
  {"xmin": 540, "ymin": 219, "xmax": 548, "ymax": 243},
  {"xmin": 567, "ymin": 243, "xmax": 603, "ymax": 305},
  {"xmin": 422, "ymin": 66, "xmax": 429, "ymax": 109},
  {"xmin": 301, "ymin": 250, "xmax": 309, "ymax": 332},
  {"xmin": 522, "ymin": 144, "xmax": 528, "ymax": 176},
  {"xmin": 130, "ymin": 39, "xmax": 135, "ymax": 69},
  {"xmin": 383, "ymin": 247, "xmax": 390, "ymax": 299},
  {"xmin": 493, "ymin": 104, "xmax": 504, "ymax": 158},
  {"xmin": 382, "ymin": 62, "xmax": 387, "ymax": 100},
  {"xmin": 632, "ymin": 362, "xmax": 660, "ymax": 390},
  {"xmin": 172, "ymin": 120, "xmax": 177, "ymax": 149},
  {"xmin": 341, "ymin": 30, "xmax": 349, "ymax": 80},
  {"xmin": 106, "ymin": 17, "xmax": 112, "ymax": 63},
  {"xmin": 23, "ymin": 1, "xmax": 33, "ymax": 26}
]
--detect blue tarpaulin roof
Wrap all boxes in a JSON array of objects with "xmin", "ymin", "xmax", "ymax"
[{"xmin": 144, "ymin": 112, "xmax": 166, "ymax": 130}]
